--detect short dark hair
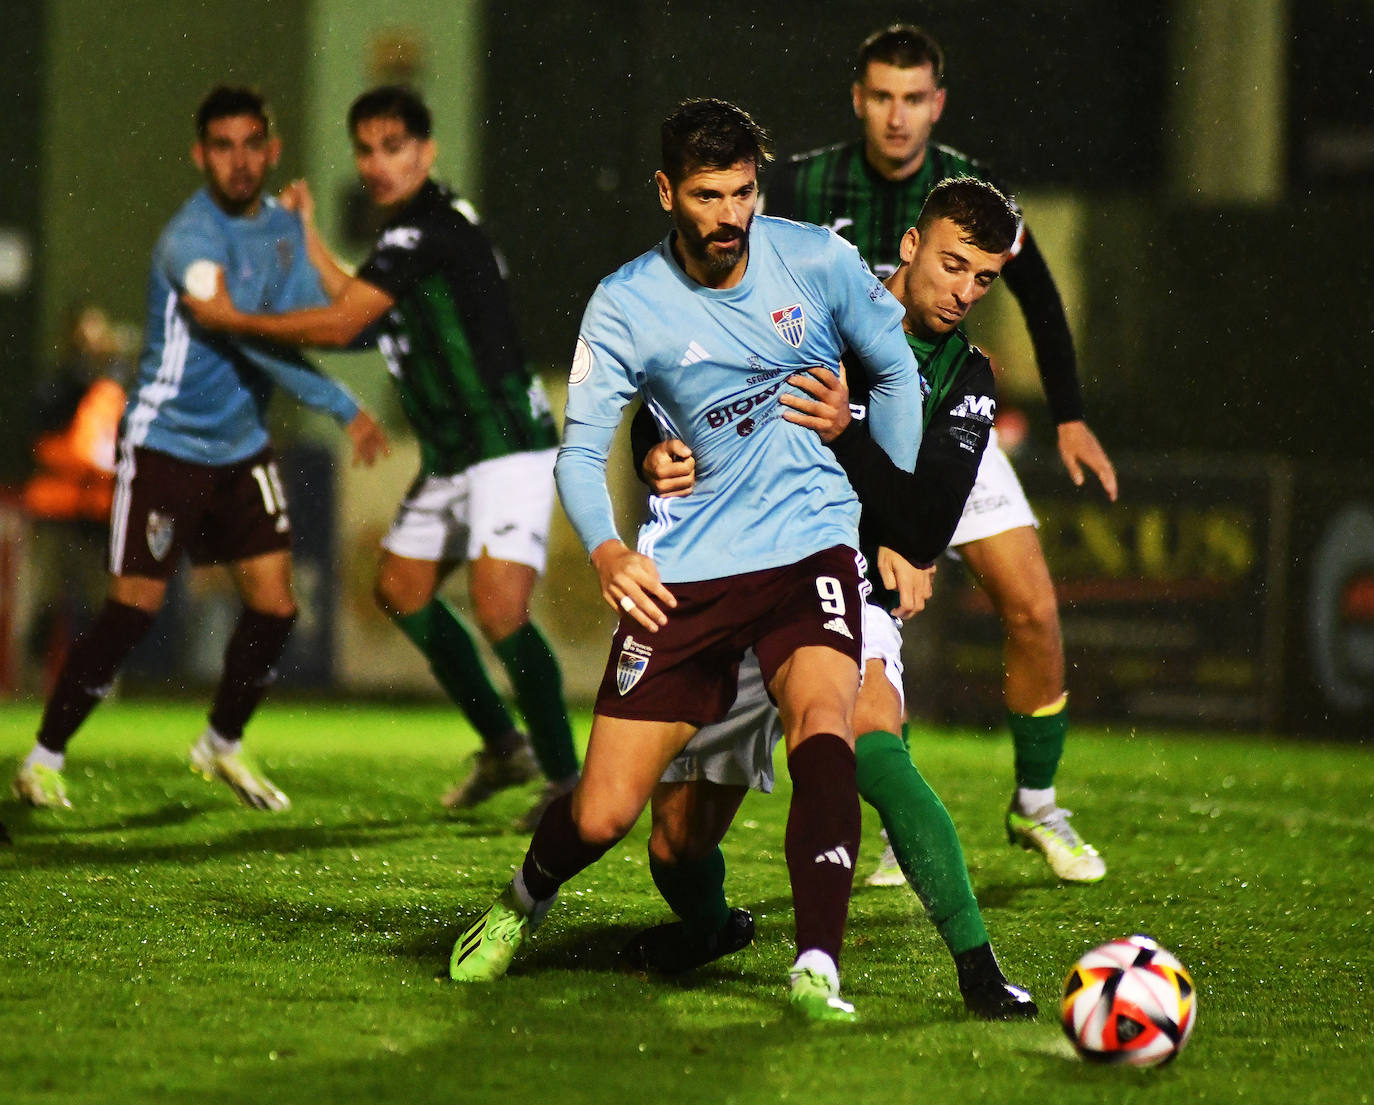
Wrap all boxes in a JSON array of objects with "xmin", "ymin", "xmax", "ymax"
[
  {"xmin": 660, "ymin": 98, "xmax": 773, "ymax": 185},
  {"xmin": 347, "ymin": 85, "xmax": 432, "ymax": 139},
  {"xmin": 917, "ymin": 177, "xmax": 1019, "ymax": 254},
  {"xmin": 195, "ymin": 86, "xmax": 271, "ymax": 139},
  {"xmin": 855, "ymin": 24, "xmax": 945, "ymax": 85}
]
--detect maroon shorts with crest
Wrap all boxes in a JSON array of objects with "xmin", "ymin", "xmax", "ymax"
[
  {"xmin": 109, "ymin": 445, "xmax": 292, "ymax": 578},
  {"xmin": 593, "ymin": 544, "xmax": 865, "ymax": 725}
]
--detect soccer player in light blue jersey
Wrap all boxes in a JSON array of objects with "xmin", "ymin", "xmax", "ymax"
[
  {"xmin": 450, "ymin": 99, "xmax": 922, "ymax": 1022},
  {"xmin": 12, "ymin": 86, "xmax": 387, "ymax": 813}
]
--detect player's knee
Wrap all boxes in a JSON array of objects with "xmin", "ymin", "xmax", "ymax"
[
  {"xmin": 1004, "ymin": 590, "xmax": 1060, "ymax": 644},
  {"xmin": 574, "ymin": 806, "xmax": 635, "ymax": 850},
  {"xmin": 374, "ymin": 575, "xmax": 425, "ymax": 618},
  {"xmin": 473, "ymin": 602, "xmax": 529, "ymax": 644}
]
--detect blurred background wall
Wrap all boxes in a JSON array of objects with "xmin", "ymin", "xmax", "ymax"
[{"xmin": 1, "ymin": 0, "xmax": 1370, "ymax": 732}]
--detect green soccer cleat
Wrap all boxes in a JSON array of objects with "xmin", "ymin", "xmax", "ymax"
[
  {"xmin": 12, "ymin": 763, "xmax": 72, "ymax": 809},
  {"xmin": 1006, "ymin": 802, "xmax": 1105, "ymax": 883},
  {"xmin": 441, "ymin": 738, "xmax": 539, "ymax": 810},
  {"xmin": 788, "ymin": 964, "xmax": 858, "ymax": 1024},
  {"xmin": 189, "ymin": 733, "xmax": 290, "ymax": 812},
  {"xmin": 450, "ymin": 885, "xmax": 535, "ymax": 982}
]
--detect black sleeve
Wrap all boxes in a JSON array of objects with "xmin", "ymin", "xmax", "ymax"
[
  {"xmin": 999, "ymin": 224, "xmax": 1084, "ymax": 424},
  {"xmin": 761, "ymin": 158, "xmax": 798, "ymax": 219},
  {"xmin": 628, "ymin": 400, "xmax": 658, "ymax": 485},
  {"xmin": 828, "ymin": 354, "xmax": 996, "ymax": 565}
]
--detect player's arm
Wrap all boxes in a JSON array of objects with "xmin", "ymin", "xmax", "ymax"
[
  {"xmin": 784, "ymin": 357, "xmax": 994, "ymax": 565},
  {"xmin": 1001, "ymin": 223, "xmax": 1118, "ymax": 499},
  {"xmin": 629, "ymin": 401, "xmax": 695, "ymax": 496},
  {"xmin": 183, "ymin": 266, "xmax": 392, "ymax": 348},
  {"xmin": 826, "ymin": 236, "xmax": 922, "ymax": 471},
  {"xmin": 280, "ymin": 179, "xmax": 353, "ymax": 300},
  {"xmin": 236, "ymin": 342, "xmax": 389, "ymax": 466},
  {"xmin": 559, "ymin": 295, "xmax": 676, "ymax": 630}
]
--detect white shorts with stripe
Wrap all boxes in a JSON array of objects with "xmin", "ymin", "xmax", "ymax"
[
  {"xmin": 947, "ymin": 429, "xmax": 1039, "ymax": 549},
  {"xmin": 381, "ymin": 447, "xmax": 557, "ymax": 571},
  {"xmin": 660, "ymin": 602, "xmax": 905, "ymax": 792}
]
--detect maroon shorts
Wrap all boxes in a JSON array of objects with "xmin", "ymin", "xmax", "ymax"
[
  {"xmin": 109, "ymin": 445, "xmax": 292, "ymax": 578},
  {"xmin": 593, "ymin": 545, "xmax": 865, "ymax": 725}
]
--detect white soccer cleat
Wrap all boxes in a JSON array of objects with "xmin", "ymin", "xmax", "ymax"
[
  {"xmin": 1006, "ymin": 802, "xmax": 1105, "ymax": 883},
  {"xmin": 864, "ymin": 839, "xmax": 906, "ymax": 888},
  {"xmin": 189, "ymin": 733, "xmax": 290, "ymax": 812}
]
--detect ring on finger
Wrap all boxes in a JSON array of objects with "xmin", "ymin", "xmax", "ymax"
[{"xmin": 619, "ymin": 595, "xmax": 636, "ymax": 613}]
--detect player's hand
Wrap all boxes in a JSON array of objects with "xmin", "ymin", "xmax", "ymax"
[
  {"xmin": 780, "ymin": 365, "xmax": 850, "ymax": 443},
  {"xmin": 346, "ymin": 410, "xmax": 390, "ymax": 467},
  {"xmin": 181, "ymin": 270, "xmax": 239, "ymax": 331},
  {"xmin": 1057, "ymin": 420, "xmax": 1118, "ymax": 502},
  {"xmin": 590, "ymin": 539, "xmax": 676, "ymax": 633},
  {"xmin": 878, "ymin": 545, "xmax": 935, "ymax": 619},
  {"xmin": 644, "ymin": 439, "xmax": 695, "ymax": 497},
  {"xmin": 278, "ymin": 179, "xmax": 316, "ymax": 222}
]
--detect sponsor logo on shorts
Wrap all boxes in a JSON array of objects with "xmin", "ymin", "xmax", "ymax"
[
  {"xmin": 950, "ymin": 394, "xmax": 997, "ymax": 422},
  {"xmin": 616, "ymin": 634, "xmax": 654, "ymax": 696},
  {"xmin": 146, "ymin": 511, "xmax": 174, "ymax": 562},
  {"xmin": 822, "ymin": 616, "xmax": 853, "ymax": 640},
  {"xmin": 814, "ymin": 845, "xmax": 853, "ymax": 869},
  {"xmin": 770, "ymin": 304, "xmax": 806, "ymax": 348}
]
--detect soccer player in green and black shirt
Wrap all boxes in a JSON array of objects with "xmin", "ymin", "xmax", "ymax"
[
  {"xmin": 188, "ymin": 86, "xmax": 578, "ymax": 822},
  {"xmin": 767, "ymin": 25, "xmax": 1117, "ymax": 882}
]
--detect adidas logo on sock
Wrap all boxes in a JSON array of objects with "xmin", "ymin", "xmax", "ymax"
[
  {"xmin": 822, "ymin": 616, "xmax": 853, "ymax": 639},
  {"xmin": 814, "ymin": 846, "xmax": 853, "ymax": 869},
  {"xmin": 679, "ymin": 341, "xmax": 710, "ymax": 366}
]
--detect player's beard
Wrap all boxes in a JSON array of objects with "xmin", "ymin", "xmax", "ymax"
[{"xmin": 675, "ymin": 214, "xmax": 751, "ymax": 280}]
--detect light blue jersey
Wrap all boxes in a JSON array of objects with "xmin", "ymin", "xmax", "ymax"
[
  {"xmin": 122, "ymin": 188, "xmax": 359, "ymax": 467},
  {"xmin": 556, "ymin": 215, "xmax": 922, "ymax": 583}
]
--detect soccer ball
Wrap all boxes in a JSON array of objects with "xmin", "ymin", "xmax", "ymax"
[{"xmin": 1061, "ymin": 935, "xmax": 1197, "ymax": 1068}]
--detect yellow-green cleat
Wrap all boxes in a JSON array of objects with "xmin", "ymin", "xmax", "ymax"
[
  {"xmin": 788, "ymin": 963, "xmax": 858, "ymax": 1024},
  {"xmin": 12, "ymin": 763, "xmax": 72, "ymax": 809},
  {"xmin": 1006, "ymin": 803, "xmax": 1105, "ymax": 883},
  {"xmin": 189, "ymin": 733, "xmax": 290, "ymax": 812},
  {"xmin": 450, "ymin": 885, "xmax": 532, "ymax": 982}
]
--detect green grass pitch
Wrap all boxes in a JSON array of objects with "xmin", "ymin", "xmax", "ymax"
[{"xmin": 1, "ymin": 699, "xmax": 1369, "ymax": 1105}]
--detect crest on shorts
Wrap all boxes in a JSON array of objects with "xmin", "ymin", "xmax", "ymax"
[
  {"xmin": 616, "ymin": 635, "xmax": 654, "ymax": 696},
  {"xmin": 146, "ymin": 511, "xmax": 174, "ymax": 562},
  {"xmin": 770, "ymin": 304, "xmax": 805, "ymax": 348}
]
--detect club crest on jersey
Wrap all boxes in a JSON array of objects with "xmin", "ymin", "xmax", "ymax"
[
  {"xmin": 146, "ymin": 511, "xmax": 174, "ymax": 562},
  {"xmin": 616, "ymin": 635, "xmax": 654, "ymax": 696},
  {"xmin": 770, "ymin": 304, "xmax": 805, "ymax": 348}
]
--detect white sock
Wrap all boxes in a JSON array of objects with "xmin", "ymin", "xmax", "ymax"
[
  {"xmin": 791, "ymin": 948, "xmax": 839, "ymax": 989},
  {"xmin": 510, "ymin": 871, "xmax": 557, "ymax": 931},
  {"xmin": 25, "ymin": 745, "xmax": 64, "ymax": 771},
  {"xmin": 1016, "ymin": 786, "xmax": 1056, "ymax": 816},
  {"xmin": 204, "ymin": 726, "xmax": 240, "ymax": 756}
]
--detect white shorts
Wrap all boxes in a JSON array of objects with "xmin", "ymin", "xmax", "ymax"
[
  {"xmin": 381, "ymin": 447, "xmax": 557, "ymax": 571},
  {"xmin": 947, "ymin": 430, "xmax": 1039, "ymax": 548},
  {"xmin": 660, "ymin": 603, "xmax": 904, "ymax": 792}
]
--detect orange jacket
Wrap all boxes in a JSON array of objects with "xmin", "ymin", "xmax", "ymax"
[{"xmin": 23, "ymin": 378, "xmax": 125, "ymax": 522}]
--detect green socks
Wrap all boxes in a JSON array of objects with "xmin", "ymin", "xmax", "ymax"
[
  {"xmin": 649, "ymin": 848, "xmax": 731, "ymax": 940},
  {"xmin": 854, "ymin": 729, "xmax": 989, "ymax": 956},
  {"xmin": 1008, "ymin": 694, "xmax": 1069, "ymax": 790},
  {"xmin": 392, "ymin": 600, "xmax": 515, "ymax": 743},
  {"xmin": 492, "ymin": 623, "xmax": 578, "ymax": 781}
]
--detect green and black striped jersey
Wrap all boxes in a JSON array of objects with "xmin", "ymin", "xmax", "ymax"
[
  {"xmin": 767, "ymin": 140, "xmax": 985, "ymax": 280},
  {"xmin": 358, "ymin": 180, "xmax": 557, "ymax": 476},
  {"xmin": 767, "ymin": 140, "xmax": 1084, "ymax": 423}
]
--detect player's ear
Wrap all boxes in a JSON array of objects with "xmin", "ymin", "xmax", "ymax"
[
  {"xmin": 931, "ymin": 86, "xmax": 947, "ymax": 125},
  {"xmin": 419, "ymin": 137, "xmax": 438, "ymax": 173},
  {"xmin": 655, "ymin": 171, "xmax": 673, "ymax": 213},
  {"xmin": 899, "ymin": 226, "xmax": 920, "ymax": 264},
  {"xmin": 266, "ymin": 134, "xmax": 282, "ymax": 168},
  {"xmin": 850, "ymin": 81, "xmax": 864, "ymax": 120},
  {"xmin": 190, "ymin": 141, "xmax": 205, "ymax": 173}
]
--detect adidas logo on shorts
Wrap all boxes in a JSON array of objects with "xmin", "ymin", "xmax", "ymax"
[{"xmin": 822, "ymin": 616, "xmax": 853, "ymax": 639}]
